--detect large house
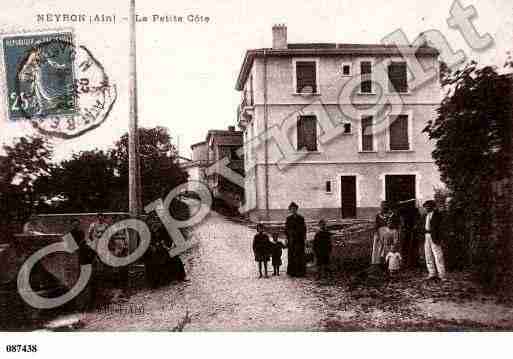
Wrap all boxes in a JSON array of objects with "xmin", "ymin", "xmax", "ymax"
[
  {"xmin": 236, "ymin": 25, "xmax": 443, "ymax": 221},
  {"xmin": 182, "ymin": 126, "xmax": 244, "ymax": 208}
]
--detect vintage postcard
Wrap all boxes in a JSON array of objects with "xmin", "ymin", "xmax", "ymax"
[{"xmin": 0, "ymin": 0, "xmax": 512, "ymax": 357}]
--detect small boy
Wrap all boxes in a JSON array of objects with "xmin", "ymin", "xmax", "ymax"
[
  {"xmin": 252, "ymin": 223, "xmax": 271, "ymax": 278},
  {"xmin": 313, "ymin": 219, "xmax": 332, "ymax": 280},
  {"xmin": 270, "ymin": 232, "xmax": 286, "ymax": 276},
  {"xmin": 385, "ymin": 244, "xmax": 402, "ymax": 278}
]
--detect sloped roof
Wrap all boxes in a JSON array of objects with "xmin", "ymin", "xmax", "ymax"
[
  {"xmin": 206, "ymin": 130, "xmax": 243, "ymax": 147},
  {"xmin": 190, "ymin": 140, "xmax": 207, "ymax": 149},
  {"xmin": 235, "ymin": 43, "xmax": 439, "ymax": 90}
]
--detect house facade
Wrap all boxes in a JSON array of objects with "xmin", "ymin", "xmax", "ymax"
[
  {"xmin": 181, "ymin": 140, "xmax": 208, "ymax": 187},
  {"xmin": 182, "ymin": 127, "xmax": 244, "ymax": 208},
  {"xmin": 236, "ymin": 25, "xmax": 443, "ymax": 222}
]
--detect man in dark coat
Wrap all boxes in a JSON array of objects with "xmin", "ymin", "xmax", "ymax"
[
  {"xmin": 422, "ymin": 200, "xmax": 446, "ymax": 281},
  {"xmin": 398, "ymin": 200, "xmax": 421, "ymax": 268},
  {"xmin": 285, "ymin": 202, "xmax": 307, "ymax": 277},
  {"xmin": 313, "ymin": 219, "xmax": 332, "ymax": 279},
  {"xmin": 69, "ymin": 219, "xmax": 96, "ymax": 310}
]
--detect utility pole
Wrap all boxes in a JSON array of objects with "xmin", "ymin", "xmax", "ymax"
[
  {"xmin": 128, "ymin": 0, "xmax": 142, "ymax": 217},
  {"xmin": 127, "ymin": 0, "xmax": 142, "ymax": 286}
]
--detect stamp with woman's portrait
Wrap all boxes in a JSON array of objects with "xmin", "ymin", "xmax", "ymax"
[{"xmin": 1, "ymin": 29, "xmax": 117, "ymax": 138}]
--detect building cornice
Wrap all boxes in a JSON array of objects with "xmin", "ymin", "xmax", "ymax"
[{"xmin": 235, "ymin": 45, "xmax": 439, "ymax": 91}]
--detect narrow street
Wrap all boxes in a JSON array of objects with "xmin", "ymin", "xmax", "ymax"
[
  {"xmin": 67, "ymin": 211, "xmax": 513, "ymax": 331},
  {"xmin": 79, "ymin": 212, "xmax": 327, "ymax": 331}
]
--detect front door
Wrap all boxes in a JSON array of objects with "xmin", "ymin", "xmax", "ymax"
[
  {"xmin": 385, "ymin": 175, "xmax": 416, "ymax": 205},
  {"xmin": 341, "ymin": 176, "xmax": 357, "ymax": 218}
]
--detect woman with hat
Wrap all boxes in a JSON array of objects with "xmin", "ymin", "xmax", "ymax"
[
  {"xmin": 371, "ymin": 201, "xmax": 400, "ymax": 265},
  {"xmin": 285, "ymin": 202, "xmax": 307, "ymax": 277}
]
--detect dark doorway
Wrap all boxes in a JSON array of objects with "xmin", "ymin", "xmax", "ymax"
[
  {"xmin": 341, "ymin": 176, "xmax": 357, "ymax": 218},
  {"xmin": 385, "ymin": 175, "xmax": 416, "ymax": 205}
]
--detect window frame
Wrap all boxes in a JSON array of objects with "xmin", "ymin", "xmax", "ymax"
[
  {"xmin": 325, "ymin": 180, "xmax": 333, "ymax": 194},
  {"xmin": 386, "ymin": 111, "xmax": 413, "ymax": 152},
  {"xmin": 387, "ymin": 60, "xmax": 409, "ymax": 94},
  {"xmin": 292, "ymin": 58, "xmax": 320, "ymax": 95},
  {"xmin": 358, "ymin": 114, "xmax": 376, "ymax": 153},
  {"xmin": 342, "ymin": 120, "xmax": 352, "ymax": 135},
  {"xmin": 341, "ymin": 62, "xmax": 352, "ymax": 77},
  {"xmin": 296, "ymin": 114, "xmax": 319, "ymax": 152},
  {"xmin": 358, "ymin": 59, "xmax": 374, "ymax": 94}
]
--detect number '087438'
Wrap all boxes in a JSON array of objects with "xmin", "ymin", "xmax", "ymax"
[{"xmin": 5, "ymin": 344, "xmax": 38, "ymax": 353}]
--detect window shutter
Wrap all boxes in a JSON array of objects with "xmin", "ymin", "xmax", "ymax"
[
  {"xmin": 296, "ymin": 62, "xmax": 317, "ymax": 93},
  {"xmin": 361, "ymin": 116, "xmax": 373, "ymax": 151},
  {"xmin": 389, "ymin": 115, "xmax": 409, "ymax": 150},
  {"xmin": 304, "ymin": 116, "xmax": 317, "ymax": 151},
  {"xmin": 297, "ymin": 117, "xmax": 305, "ymax": 150},
  {"xmin": 360, "ymin": 61, "xmax": 372, "ymax": 93},
  {"xmin": 297, "ymin": 116, "xmax": 317, "ymax": 151},
  {"xmin": 388, "ymin": 62, "xmax": 408, "ymax": 93}
]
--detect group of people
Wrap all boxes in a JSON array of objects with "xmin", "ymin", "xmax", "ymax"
[
  {"xmin": 70, "ymin": 213, "xmax": 186, "ymax": 298},
  {"xmin": 253, "ymin": 199, "xmax": 447, "ymax": 282},
  {"xmin": 371, "ymin": 199, "xmax": 446, "ymax": 280},
  {"xmin": 252, "ymin": 202, "xmax": 333, "ymax": 279}
]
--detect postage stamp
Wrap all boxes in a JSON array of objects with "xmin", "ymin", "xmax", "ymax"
[
  {"xmin": 3, "ymin": 31, "xmax": 76, "ymax": 120},
  {"xmin": 0, "ymin": 30, "xmax": 117, "ymax": 139}
]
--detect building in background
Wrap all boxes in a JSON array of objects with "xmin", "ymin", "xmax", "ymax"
[
  {"xmin": 236, "ymin": 25, "xmax": 443, "ymax": 221},
  {"xmin": 181, "ymin": 141, "xmax": 208, "ymax": 188},
  {"xmin": 182, "ymin": 127, "xmax": 244, "ymax": 208}
]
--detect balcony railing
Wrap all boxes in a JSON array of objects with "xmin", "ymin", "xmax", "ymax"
[{"xmin": 237, "ymin": 96, "xmax": 255, "ymax": 129}]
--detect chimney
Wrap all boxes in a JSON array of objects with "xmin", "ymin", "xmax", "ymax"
[
  {"xmin": 272, "ymin": 24, "xmax": 287, "ymax": 49},
  {"xmin": 228, "ymin": 125, "xmax": 236, "ymax": 132}
]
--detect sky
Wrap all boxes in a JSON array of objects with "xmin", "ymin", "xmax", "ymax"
[{"xmin": 0, "ymin": 0, "xmax": 512, "ymax": 161}]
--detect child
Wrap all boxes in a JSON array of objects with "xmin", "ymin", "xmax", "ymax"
[
  {"xmin": 385, "ymin": 243, "xmax": 402, "ymax": 278},
  {"xmin": 313, "ymin": 219, "xmax": 332, "ymax": 280},
  {"xmin": 270, "ymin": 232, "xmax": 286, "ymax": 276},
  {"xmin": 252, "ymin": 223, "xmax": 271, "ymax": 278}
]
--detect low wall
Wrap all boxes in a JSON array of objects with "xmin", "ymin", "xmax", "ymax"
[
  {"xmin": 247, "ymin": 206, "xmax": 379, "ymax": 222},
  {"xmin": 3, "ymin": 213, "xmax": 132, "ymax": 291},
  {"xmin": 23, "ymin": 212, "xmax": 131, "ymax": 236}
]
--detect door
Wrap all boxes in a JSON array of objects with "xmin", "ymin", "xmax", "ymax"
[
  {"xmin": 385, "ymin": 175, "xmax": 416, "ymax": 205},
  {"xmin": 341, "ymin": 176, "xmax": 357, "ymax": 218}
]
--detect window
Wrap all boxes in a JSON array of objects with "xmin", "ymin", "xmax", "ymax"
[
  {"xmin": 360, "ymin": 61, "xmax": 372, "ymax": 93},
  {"xmin": 343, "ymin": 122, "xmax": 351, "ymax": 134},
  {"xmin": 361, "ymin": 115, "xmax": 374, "ymax": 151},
  {"xmin": 296, "ymin": 61, "xmax": 317, "ymax": 93},
  {"xmin": 388, "ymin": 61, "xmax": 408, "ymax": 93},
  {"xmin": 342, "ymin": 63, "xmax": 351, "ymax": 76},
  {"xmin": 297, "ymin": 115, "xmax": 317, "ymax": 151},
  {"xmin": 389, "ymin": 115, "xmax": 410, "ymax": 150},
  {"xmin": 325, "ymin": 181, "xmax": 332, "ymax": 193}
]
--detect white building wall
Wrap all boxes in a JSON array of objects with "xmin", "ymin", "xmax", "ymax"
[{"xmin": 241, "ymin": 52, "xmax": 443, "ymax": 220}]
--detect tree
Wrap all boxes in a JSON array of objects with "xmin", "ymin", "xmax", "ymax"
[
  {"xmin": 424, "ymin": 61, "xmax": 509, "ymax": 194},
  {"xmin": 1, "ymin": 127, "xmax": 190, "ymax": 241},
  {"xmin": 33, "ymin": 126, "xmax": 189, "ymax": 214},
  {"xmin": 0, "ymin": 136, "xmax": 53, "ymax": 241},
  {"xmin": 34, "ymin": 149, "xmax": 121, "ymax": 212},
  {"xmin": 423, "ymin": 60, "xmax": 512, "ymax": 284},
  {"xmin": 111, "ymin": 126, "xmax": 189, "ymax": 209}
]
